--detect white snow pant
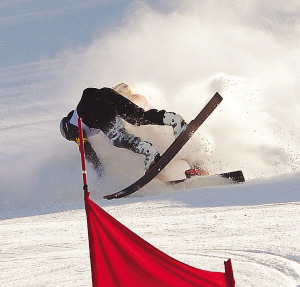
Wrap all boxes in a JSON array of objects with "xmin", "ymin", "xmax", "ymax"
[{"xmin": 102, "ymin": 117, "xmax": 159, "ymax": 170}]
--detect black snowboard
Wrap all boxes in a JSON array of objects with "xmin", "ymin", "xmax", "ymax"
[
  {"xmin": 104, "ymin": 92, "xmax": 223, "ymax": 200},
  {"xmin": 219, "ymin": 170, "xmax": 245, "ymax": 183}
]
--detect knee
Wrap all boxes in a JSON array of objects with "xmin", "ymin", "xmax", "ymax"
[{"xmin": 112, "ymin": 133, "xmax": 141, "ymax": 151}]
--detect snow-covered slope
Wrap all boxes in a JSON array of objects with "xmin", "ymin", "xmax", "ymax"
[
  {"xmin": 1, "ymin": 176, "xmax": 300, "ymax": 287},
  {"xmin": 1, "ymin": 1, "xmax": 300, "ymax": 286}
]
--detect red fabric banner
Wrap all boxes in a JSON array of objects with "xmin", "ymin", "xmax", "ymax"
[{"xmin": 84, "ymin": 193, "xmax": 235, "ymax": 287}]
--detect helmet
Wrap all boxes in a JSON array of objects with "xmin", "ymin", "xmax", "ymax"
[
  {"xmin": 113, "ymin": 83, "xmax": 133, "ymax": 100},
  {"xmin": 60, "ymin": 117, "xmax": 69, "ymax": 140},
  {"xmin": 60, "ymin": 110, "xmax": 75, "ymax": 140}
]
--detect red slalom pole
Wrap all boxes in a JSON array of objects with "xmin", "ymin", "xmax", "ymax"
[{"xmin": 78, "ymin": 117, "xmax": 89, "ymax": 195}]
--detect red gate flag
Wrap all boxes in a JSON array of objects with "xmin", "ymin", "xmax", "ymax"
[
  {"xmin": 84, "ymin": 193, "xmax": 235, "ymax": 287},
  {"xmin": 78, "ymin": 118, "xmax": 235, "ymax": 286}
]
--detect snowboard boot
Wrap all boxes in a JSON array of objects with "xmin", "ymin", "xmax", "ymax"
[{"xmin": 163, "ymin": 112, "xmax": 187, "ymax": 138}]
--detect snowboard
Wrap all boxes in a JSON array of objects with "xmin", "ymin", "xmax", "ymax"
[
  {"xmin": 167, "ymin": 170, "xmax": 245, "ymax": 185},
  {"xmin": 103, "ymin": 92, "xmax": 223, "ymax": 200}
]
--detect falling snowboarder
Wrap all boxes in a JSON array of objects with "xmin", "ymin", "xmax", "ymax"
[{"xmin": 60, "ymin": 84, "xmax": 187, "ymax": 177}]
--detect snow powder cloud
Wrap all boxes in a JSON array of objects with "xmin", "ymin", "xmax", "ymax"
[{"xmin": 1, "ymin": 0, "xmax": 300, "ymax": 212}]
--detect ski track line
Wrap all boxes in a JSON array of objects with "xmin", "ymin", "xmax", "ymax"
[{"xmin": 225, "ymin": 249, "xmax": 300, "ymax": 286}]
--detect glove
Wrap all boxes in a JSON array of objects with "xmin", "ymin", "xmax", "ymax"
[{"xmin": 163, "ymin": 112, "xmax": 187, "ymax": 138}]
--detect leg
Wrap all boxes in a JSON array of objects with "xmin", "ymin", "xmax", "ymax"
[{"xmin": 102, "ymin": 117, "xmax": 160, "ymax": 171}]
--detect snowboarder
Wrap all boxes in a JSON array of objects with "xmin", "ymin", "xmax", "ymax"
[{"xmin": 60, "ymin": 84, "xmax": 187, "ymax": 177}]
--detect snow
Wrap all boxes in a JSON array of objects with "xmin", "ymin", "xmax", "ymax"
[
  {"xmin": 1, "ymin": 1, "xmax": 300, "ymax": 286},
  {"xmin": 1, "ymin": 179, "xmax": 300, "ymax": 286}
]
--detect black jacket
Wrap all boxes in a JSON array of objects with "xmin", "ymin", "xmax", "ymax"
[{"xmin": 76, "ymin": 87, "xmax": 166, "ymax": 130}]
